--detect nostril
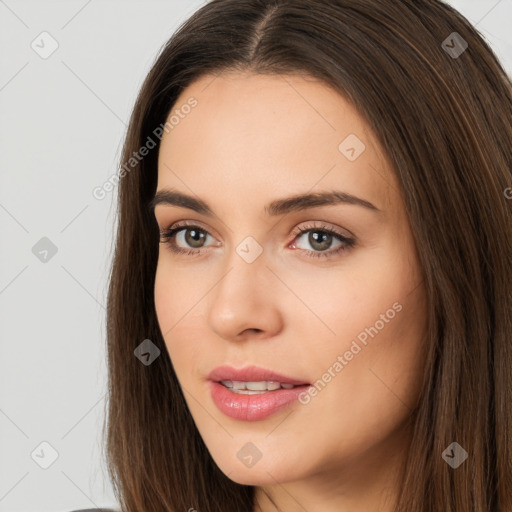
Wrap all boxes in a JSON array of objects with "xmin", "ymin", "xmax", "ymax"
[{"xmin": 242, "ymin": 328, "xmax": 263, "ymax": 335}]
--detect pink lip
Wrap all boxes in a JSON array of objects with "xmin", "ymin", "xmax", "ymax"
[
  {"xmin": 207, "ymin": 365, "xmax": 311, "ymax": 421},
  {"xmin": 207, "ymin": 365, "xmax": 310, "ymax": 386}
]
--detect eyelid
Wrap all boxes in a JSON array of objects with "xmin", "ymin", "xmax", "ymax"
[
  {"xmin": 159, "ymin": 219, "xmax": 352, "ymax": 240},
  {"xmin": 289, "ymin": 220, "xmax": 354, "ymax": 240},
  {"xmin": 159, "ymin": 219, "xmax": 355, "ymax": 259},
  {"xmin": 159, "ymin": 219, "xmax": 221, "ymax": 240}
]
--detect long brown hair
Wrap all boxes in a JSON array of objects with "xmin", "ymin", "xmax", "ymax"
[{"xmin": 102, "ymin": 1, "xmax": 512, "ymax": 510}]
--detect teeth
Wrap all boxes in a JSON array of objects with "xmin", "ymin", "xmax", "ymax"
[
  {"xmin": 220, "ymin": 380, "xmax": 297, "ymax": 392},
  {"xmin": 245, "ymin": 381, "xmax": 280, "ymax": 391}
]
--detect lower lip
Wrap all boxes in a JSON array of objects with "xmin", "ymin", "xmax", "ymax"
[{"xmin": 209, "ymin": 381, "xmax": 311, "ymax": 421}]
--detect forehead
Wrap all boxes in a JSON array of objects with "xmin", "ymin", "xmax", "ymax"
[{"xmin": 156, "ymin": 71, "xmax": 398, "ymax": 217}]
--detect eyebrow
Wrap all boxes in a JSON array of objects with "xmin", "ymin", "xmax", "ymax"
[{"xmin": 148, "ymin": 188, "xmax": 380, "ymax": 216}]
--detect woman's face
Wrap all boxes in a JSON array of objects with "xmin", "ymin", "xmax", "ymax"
[{"xmin": 153, "ymin": 71, "xmax": 427, "ymax": 499}]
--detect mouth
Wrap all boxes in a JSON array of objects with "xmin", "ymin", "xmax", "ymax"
[
  {"xmin": 208, "ymin": 374, "xmax": 313, "ymax": 421},
  {"xmin": 207, "ymin": 364, "xmax": 310, "ymax": 390},
  {"xmin": 217, "ymin": 380, "xmax": 308, "ymax": 394},
  {"xmin": 207, "ymin": 365, "xmax": 311, "ymax": 420}
]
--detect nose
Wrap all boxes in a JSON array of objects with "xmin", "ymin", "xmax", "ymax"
[{"xmin": 206, "ymin": 249, "xmax": 283, "ymax": 342}]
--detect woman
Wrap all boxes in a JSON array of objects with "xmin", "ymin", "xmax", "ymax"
[{"xmin": 101, "ymin": 1, "xmax": 512, "ymax": 511}]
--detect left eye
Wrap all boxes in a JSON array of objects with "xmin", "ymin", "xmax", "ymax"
[
  {"xmin": 290, "ymin": 224, "xmax": 355, "ymax": 258},
  {"xmin": 159, "ymin": 222, "xmax": 355, "ymax": 259},
  {"xmin": 293, "ymin": 227, "xmax": 348, "ymax": 252}
]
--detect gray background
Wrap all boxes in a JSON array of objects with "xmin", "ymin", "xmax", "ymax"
[{"xmin": 0, "ymin": 1, "xmax": 510, "ymax": 511}]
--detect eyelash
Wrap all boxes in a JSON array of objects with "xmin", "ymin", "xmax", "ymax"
[{"xmin": 159, "ymin": 221, "xmax": 355, "ymax": 259}]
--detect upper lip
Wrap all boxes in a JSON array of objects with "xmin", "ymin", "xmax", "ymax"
[{"xmin": 207, "ymin": 365, "xmax": 310, "ymax": 385}]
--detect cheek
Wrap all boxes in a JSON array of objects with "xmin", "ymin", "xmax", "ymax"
[
  {"xmin": 333, "ymin": 291, "xmax": 426, "ymax": 445},
  {"xmin": 292, "ymin": 239, "xmax": 427, "ymax": 398},
  {"xmin": 154, "ymin": 261, "xmax": 172, "ymax": 329},
  {"xmin": 153, "ymin": 257, "xmax": 192, "ymax": 331},
  {"xmin": 154, "ymin": 261, "xmax": 182, "ymax": 358},
  {"xmin": 290, "ymin": 275, "xmax": 426, "ymax": 457},
  {"xmin": 153, "ymin": 260, "xmax": 206, "ymax": 374},
  {"xmin": 284, "ymin": 247, "xmax": 411, "ymax": 350}
]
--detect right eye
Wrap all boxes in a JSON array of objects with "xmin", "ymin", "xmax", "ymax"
[{"xmin": 159, "ymin": 222, "xmax": 219, "ymax": 256}]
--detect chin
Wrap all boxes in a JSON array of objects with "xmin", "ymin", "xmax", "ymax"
[
  {"xmin": 212, "ymin": 452, "xmax": 299, "ymax": 486},
  {"xmin": 222, "ymin": 466, "xmax": 285, "ymax": 486}
]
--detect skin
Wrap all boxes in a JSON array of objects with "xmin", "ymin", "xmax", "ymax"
[{"xmin": 153, "ymin": 71, "xmax": 428, "ymax": 512}]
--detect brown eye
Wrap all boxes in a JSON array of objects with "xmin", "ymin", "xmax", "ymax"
[
  {"xmin": 181, "ymin": 227, "xmax": 207, "ymax": 248},
  {"xmin": 160, "ymin": 223, "xmax": 217, "ymax": 256},
  {"xmin": 290, "ymin": 223, "xmax": 355, "ymax": 259}
]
